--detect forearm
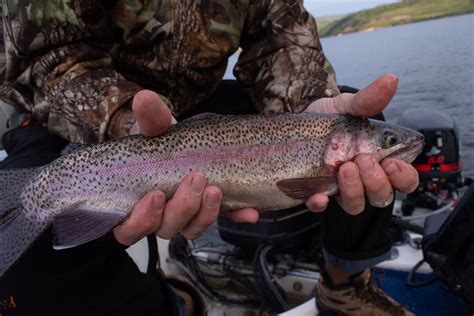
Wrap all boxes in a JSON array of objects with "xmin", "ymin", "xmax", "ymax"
[
  {"xmin": 1, "ymin": 1, "xmax": 143, "ymax": 143},
  {"xmin": 42, "ymin": 45, "xmax": 142, "ymax": 143},
  {"xmin": 235, "ymin": 0, "xmax": 340, "ymax": 113}
]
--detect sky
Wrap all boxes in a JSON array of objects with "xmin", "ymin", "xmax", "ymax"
[{"xmin": 304, "ymin": 0, "xmax": 400, "ymax": 17}]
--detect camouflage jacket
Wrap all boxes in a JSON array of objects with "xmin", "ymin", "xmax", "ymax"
[{"xmin": 0, "ymin": 0, "xmax": 339, "ymax": 143}]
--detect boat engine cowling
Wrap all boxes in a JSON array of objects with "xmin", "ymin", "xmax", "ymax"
[{"xmin": 398, "ymin": 108, "xmax": 464, "ymax": 214}]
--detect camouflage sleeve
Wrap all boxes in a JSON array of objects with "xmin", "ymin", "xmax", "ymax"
[
  {"xmin": 234, "ymin": 0, "xmax": 340, "ymax": 113},
  {"xmin": 1, "ymin": 1, "xmax": 143, "ymax": 143}
]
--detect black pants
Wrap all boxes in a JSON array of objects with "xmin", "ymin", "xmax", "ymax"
[{"xmin": 0, "ymin": 81, "xmax": 392, "ymax": 315}]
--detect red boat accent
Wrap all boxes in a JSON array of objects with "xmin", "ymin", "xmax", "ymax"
[
  {"xmin": 413, "ymin": 163, "xmax": 460, "ymax": 172},
  {"xmin": 439, "ymin": 163, "xmax": 460, "ymax": 172}
]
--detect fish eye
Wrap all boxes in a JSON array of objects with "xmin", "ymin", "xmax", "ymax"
[{"xmin": 383, "ymin": 131, "xmax": 398, "ymax": 148}]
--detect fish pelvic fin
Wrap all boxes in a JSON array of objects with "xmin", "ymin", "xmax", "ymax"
[
  {"xmin": 52, "ymin": 203, "xmax": 127, "ymax": 249},
  {"xmin": 276, "ymin": 177, "xmax": 339, "ymax": 200},
  {"xmin": 0, "ymin": 206, "xmax": 48, "ymax": 277},
  {"xmin": 0, "ymin": 167, "xmax": 41, "ymax": 214}
]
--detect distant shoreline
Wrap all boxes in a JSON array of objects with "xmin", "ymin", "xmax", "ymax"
[
  {"xmin": 317, "ymin": 0, "xmax": 474, "ymax": 38},
  {"xmin": 356, "ymin": 13, "xmax": 472, "ymax": 36}
]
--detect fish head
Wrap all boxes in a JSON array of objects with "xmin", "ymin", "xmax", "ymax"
[{"xmin": 324, "ymin": 117, "xmax": 424, "ymax": 173}]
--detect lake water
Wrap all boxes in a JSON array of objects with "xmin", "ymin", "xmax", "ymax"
[{"xmin": 225, "ymin": 14, "xmax": 474, "ymax": 177}]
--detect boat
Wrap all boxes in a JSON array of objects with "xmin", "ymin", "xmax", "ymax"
[{"xmin": 1, "ymin": 105, "xmax": 472, "ymax": 315}]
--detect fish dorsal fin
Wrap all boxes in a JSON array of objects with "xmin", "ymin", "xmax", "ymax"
[
  {"xmin": 276, "ymin": 177, "xmax": 339, "ymax": 200},
  {"xmin": 181, "ymin": 112, "xmax": 221, "ymax": 123},
  {"xmin": 52, "ymin": 203, "xmax": 127, "ymax": 249},
  {"xmin": 0, "ymin": 167, "xmax": 42, "ymax": 215},
  {"xmin": 60, "ymin": 143, "xmax": 90, "ymax": 156}
]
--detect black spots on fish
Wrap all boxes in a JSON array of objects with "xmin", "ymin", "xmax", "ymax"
[
  {"xmin": 316, "ymin": 118, "xmax": 332, "ymax": 131},
  {"xmin": 18, "ymin": 113, "xmax": 340, "ymax": 223}
]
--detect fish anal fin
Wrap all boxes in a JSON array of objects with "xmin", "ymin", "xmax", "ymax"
[
  {"xmin": 52, "ymin": 204, "xmax": 126, "ymax": 249},
  {"xmin": 277, "ymin": 177, "xmax": 338, "ymax": 200}
]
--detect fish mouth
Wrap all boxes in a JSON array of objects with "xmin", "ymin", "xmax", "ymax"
[{"xmin": 385, "ymin": 138, "xmax": 424, "ymax": 163}]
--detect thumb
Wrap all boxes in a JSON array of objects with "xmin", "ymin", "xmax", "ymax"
[
  {"xmin": 306, "ymin": 73, "xmax": 399, "ymax": 117},
  {"xmin": 131, "ymin": 90, "xmax": 174, "ymax": 136}
]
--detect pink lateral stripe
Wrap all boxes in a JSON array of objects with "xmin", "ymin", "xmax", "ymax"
[{"xmin": 95, "ymin": 141, "xmax": 312, "ymax": 177}]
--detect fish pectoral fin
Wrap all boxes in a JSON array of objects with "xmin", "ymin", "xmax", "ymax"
[
  {"xmin": 277, "ymin": 177, "xmax": 338, "ymax": 200},
  {"xmin": 52, "ymin": 204, "xmax": 126, "ymax": 249}
]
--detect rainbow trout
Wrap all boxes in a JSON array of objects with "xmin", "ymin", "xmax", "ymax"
[{"xmin": 0, "ymin": 112, "xmax": 423, "ymax": 276}]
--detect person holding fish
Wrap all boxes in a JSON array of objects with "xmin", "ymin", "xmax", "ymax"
[{"xmin": 0, "ymin": 1, "xmax": 419, "ymax": 315}]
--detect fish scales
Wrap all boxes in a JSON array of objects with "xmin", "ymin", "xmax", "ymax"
[
  {"xmin": 28, "ymin": 113, "xmax": 337, "ymax": 213},
  {"xmin": 0, "ymin": 112, "xmax": 424, "ymax": 277}
]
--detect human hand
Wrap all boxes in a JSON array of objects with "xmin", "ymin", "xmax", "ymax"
[
  {"xmin": 113, "ymin": 90, "xmax": 259, "ymax": 245},
  {"xmin": 303, "ymin": 74, "xmax": 419, "ymax": 215}
]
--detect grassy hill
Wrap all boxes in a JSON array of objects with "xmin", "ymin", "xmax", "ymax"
[
  {"xmin": 318, "ymin": 0, "xmax": 474, "ymax": 37},
  {"xmin": 315, "ymin": 15, "xmax": 343, "ymax": 31}
]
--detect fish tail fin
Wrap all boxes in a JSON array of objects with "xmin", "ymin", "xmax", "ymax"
[
  {"xmin": 0, "ymin": 167, "xmax": 46, "ymax": 276},
  {"xmin": 0, "ymin": 167, "xmax": 41, "ymax": 212},
  {"xmin": 0, "ymin": 206, "xmax": 47, "ymax": 277}
]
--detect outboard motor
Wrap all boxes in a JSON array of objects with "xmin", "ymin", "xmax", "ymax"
[
  {"xmin": 398, "ymin": 108, "xmax": 464, "ymax": 214},
  {"xmin": 217, "ymin": 207, "xmax": 321, "ymax": 253}
]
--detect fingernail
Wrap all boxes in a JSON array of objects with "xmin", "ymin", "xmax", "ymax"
[
  {"xmin": 206, "ymin": 194, "xmax": 219, "ymax": 207},
  {"xmin": 152, "ymin": 193, "xmax": 165, "ymax": 210},
  {"xmin": 343, "ymin": 167, "xmax": 358, "ymax": 182},
  {"xmin": 359, "ymin": 157, "xmax": 375, "ymax": 174},
  {"xmin": 386, "ymin": 75, "xmax": 399, "ymax": 88},
  {"xmin": 385, "ymin": 161, "xmax": 400, "ymax": 176},
  {"xmin": 191, "ymin": 175, "xmax": 206, "ymax": 194}
]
